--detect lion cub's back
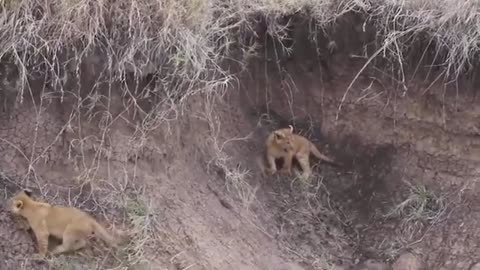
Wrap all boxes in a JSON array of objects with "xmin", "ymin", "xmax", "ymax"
[
  {"xmin": 292, "ymin": 134, "xmax": 312, "ymax": 151},
  {"xmin": 45, "ymin": 206, "xmax": 94, "ymax": 237}
]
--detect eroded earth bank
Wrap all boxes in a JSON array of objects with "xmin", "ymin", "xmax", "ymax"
[{"xmin": 1, "ymin": 8, "xmax": 480, "ymax": 270}]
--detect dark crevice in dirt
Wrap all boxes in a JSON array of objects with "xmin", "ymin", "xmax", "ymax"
[
  {"xmin": 331, "ymin": 139, "xmax": 398, "ymax": 223},
  {"xmin": 243, "ymin": 103, "xmax": 404, "ymax": 265}
]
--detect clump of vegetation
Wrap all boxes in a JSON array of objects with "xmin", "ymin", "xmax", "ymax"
[
  {"xmin": 0, "ymin": 0, "xmax": 478, "ymax": 115},
  {"xmin": 380, "ymin": 181, "xmax": 447, "ymax": 261},
  {"xmin": 386, "ymin": 181, "xmax": 446, "ymax": 228}
]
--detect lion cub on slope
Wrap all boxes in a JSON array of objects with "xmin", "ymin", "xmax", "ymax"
[
  {"xmin": 9, "ymin": 190, "xmax": 119, "ymax": 257},
  {"xmin": 265, "ymin": 125, "xmax": 336, "ymax": 179}
]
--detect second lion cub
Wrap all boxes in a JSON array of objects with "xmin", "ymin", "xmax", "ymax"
[
  {"xmin": 265, "ymin": 125, "xmax": 336, "ymax": 179},
  {"xmin": 9, "ymin": 190, "xmax": 121, "ymax": 257}
]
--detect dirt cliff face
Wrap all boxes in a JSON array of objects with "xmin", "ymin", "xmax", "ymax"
[
  {"xmin": 228, "ymin": 16, "xmax": 480, "ymax": 269},
  {"xmin": 1, "ymin": 12, "xmax": 480, "ymax": 270}
]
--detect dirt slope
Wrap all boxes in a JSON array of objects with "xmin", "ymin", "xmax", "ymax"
[{"xmin": 0, "ymin": 91, "xmax": 302, "ymax": 269}]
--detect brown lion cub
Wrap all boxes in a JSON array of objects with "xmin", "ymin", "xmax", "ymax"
[
  {"xmin": 9, "ymin": 190, "xmax": 119, "ymax": 257},
  {"xmin": 265, "ymin": 125, "xmax": 336, "ymax": 179}
]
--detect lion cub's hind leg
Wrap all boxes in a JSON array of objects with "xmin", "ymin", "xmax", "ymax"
[
  {"xmin": 51, "ymin": 238, "xmax": 86, "ymax": 255},
  {"xmin": 296, "ymin": 154, "xmax": 312, "ymax": 180},
  {"xmin": 51, "ymin": 225, "xmax": 87, "ymax": 255}
]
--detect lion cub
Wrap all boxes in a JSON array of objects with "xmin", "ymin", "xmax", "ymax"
[
  {"xmin": 9, "ymin": 190, "xmax": 119, "ymax": 257},
  {"xmin": 265, "ymin": 125, "xmax": 336, "ymax": 179}
]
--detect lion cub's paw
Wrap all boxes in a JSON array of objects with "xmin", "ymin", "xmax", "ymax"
[
  {"xmin": 265, "ymin": 168, "xmax": 276, "ymax": 176},
  {"xmin": 31, "ymin": 253, "xmax": 47, "ymax": 261}
]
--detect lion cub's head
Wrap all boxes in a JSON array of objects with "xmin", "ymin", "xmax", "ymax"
[
  {"xmin": 273, "ymin": 125, "xmax": 295, "ymax": 152},
  {"xmin": 9, "ymin": 189, "xmax": 33, "ymax": 215}
]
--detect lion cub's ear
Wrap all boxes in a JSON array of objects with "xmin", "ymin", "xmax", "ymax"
[
  {"xmin": 274, "ymin": 131, "xmax": 284, "ymax": 140},
  {"xmin": 23, "ymin": 189, "xmax": 33, "ymax": 197},
  {"xmin": 13, "ymin": 200, "xmax": 24, "ymax": 210},
  {"xmin": 287, "ymin": 125, "xmax": 293, "ymax": 133}
]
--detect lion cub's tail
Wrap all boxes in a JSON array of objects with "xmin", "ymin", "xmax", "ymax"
[
  {"xmin": 92, "ymin": 221, "xmax": 117, "ymax": 246},
  {"xmin": 309, "ymin": 142, "xmax": 335, "ymax": 164}
]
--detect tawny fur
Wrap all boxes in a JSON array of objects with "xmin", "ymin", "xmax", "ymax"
[
  {"xmin": 265, "ymin": 125, "xmax": 336, "ymax": 179},
  {"xmin": 9, "ymin": 190, "xmax": 118, "ymax": 257}
]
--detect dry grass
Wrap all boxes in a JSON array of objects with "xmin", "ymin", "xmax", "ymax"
[
  {"xmin": 204, "ymin": 101, "xmax": 258, "ymax": 210},
  {"xmin": 380, "ymin": 179, "xmax": 448, "ymax": 261},
  {"xmin": 271, "ymin": 170, "xmax": 353, "ymax": 269},
  {"xmin": 385, "ymin": 181, "xmax": 446, "ymax": 227},
  {"xmin": 0, "ymin": 0, "xmax": 477, "ymax": 106}
]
